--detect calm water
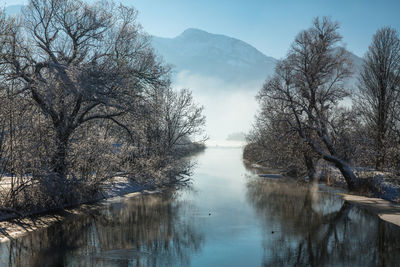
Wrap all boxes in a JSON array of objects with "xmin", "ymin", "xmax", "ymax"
[{"xmin": 1, "ymin": 147, "xmax": 400, "ymax": 266}]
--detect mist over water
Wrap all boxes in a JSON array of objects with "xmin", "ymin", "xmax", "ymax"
[{"xmin": 173, "ymin": 71, "xmax": 263, "ymax": 146}]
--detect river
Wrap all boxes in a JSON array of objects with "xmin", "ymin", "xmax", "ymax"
[{"xmin": 0, "ymin": 147, "xmax": 399, "ymax": 266}]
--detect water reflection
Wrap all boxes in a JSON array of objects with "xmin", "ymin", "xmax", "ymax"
[
  {"xmin": 0, "ymin": 191, "xmax": 204, "ymax": 266},
  {"xmin": 1, "ymin": 148, "xmax": 400, "ymax": 266},
  {"xmin": 246, "ymin": 178, "xmax": 400, "ymax": 266}
]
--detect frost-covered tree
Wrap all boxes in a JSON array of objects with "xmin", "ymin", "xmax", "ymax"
[
  {"xmin": 162, "ymin": 88, "xmax": 206, "ymax": 154},
  {"xmin": 355, "ymin": 27, "xmax": 400, "ymax": 170},
  {"xmin": 0, "ymin": 0, "xmax": 168, "ymax": 181},
  {"xmin": 0, "ymin": 0, "xmax": 205, "ymax": 210},
  {"xmin": 246, "ymin": 64, "xmax": 318, "ymax": 179},
  {"xmin": 256, "ymin": 17, "xmax": 357, "ymax": 189}
]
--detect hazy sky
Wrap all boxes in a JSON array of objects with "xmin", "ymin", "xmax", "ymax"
[{"xmin": 3, "ymin": 0, "xmax": 400, "ymax": 58}]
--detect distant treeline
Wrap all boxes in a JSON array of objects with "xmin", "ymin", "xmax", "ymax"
[
  {"xmin": 0, "ymin": 0, "xmax": 205, "ymax": 213},
  {"xmin": 245, "ymin": 17, "xmax": 400, "ymax": 190}
]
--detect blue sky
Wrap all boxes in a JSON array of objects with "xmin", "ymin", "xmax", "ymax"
[{"xmin": 3, "ymin": 0, "xmax": 400, "ymax": 58}]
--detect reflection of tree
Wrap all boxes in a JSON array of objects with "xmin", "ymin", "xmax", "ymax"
[
  {"xmin": 0, "ymin": 190, "xmax": 204, "ymax": 266},
  {"xmin": 246, "ymin": 178, "xmax": 400, "ymax": 266}
]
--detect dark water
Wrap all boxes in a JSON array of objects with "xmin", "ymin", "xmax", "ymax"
[{"xmin": 1, "ymin": 147, "xmax": 400, "ymax": 266}]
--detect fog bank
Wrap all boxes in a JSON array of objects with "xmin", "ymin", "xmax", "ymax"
[{"xmin": 173, "ymin": 71, "xmax": 263, "ymax": 146}]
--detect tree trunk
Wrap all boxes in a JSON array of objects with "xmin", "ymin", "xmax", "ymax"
[
  {"xmin": 305, "ymin": 134, "xmax": 357, "ymax": 191},
  {"xmin": 304, "ymin": 154, "xmax": 316, "ymax": 181},
  {"xmin": 318, "ymin": 130, "xmax": 357, "ymax": 191},
  {"xmin": 375, "ymin": 155, "xmax": 385, "ymax": 170},
  {"xmin": 333, "ymin": 160, "xmax": 356, "ymax": 191},
  {"xmin": 52, "ymin": 131, "xmax": 70, "ymax": 179},
  {"xmin": 375, "ymin": 136, "xmax": 385, "ymax": 170}
]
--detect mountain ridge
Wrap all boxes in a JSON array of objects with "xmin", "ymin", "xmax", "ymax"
[
  {"xmin": 151, "ymin": 28, "xmax": 278, "ymax": 84},
  {"xmin": 152, "ymin": 28, "xmax": 363, "ymax": 87}
]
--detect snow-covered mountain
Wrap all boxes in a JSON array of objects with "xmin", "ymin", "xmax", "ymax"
[
  {"xmin": 152, "ymin": 28, "xmax": 277, "ymax": 85},
  {"xmin": 152, "ymin": 28, "xmax": 363, "ymax": 89}
]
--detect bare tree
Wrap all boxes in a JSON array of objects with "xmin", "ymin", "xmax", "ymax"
[
  {"xmin": 355, "ymin": 27, "xmax": 400, "ymax": 170},
  {"xmin": 115, "ymin": 85, "xmax": 205, "ymax": 185},
  {"xmin": 162, "ymin": 88, "xmax": 206, "ymax": 154},
  {"xmin": 0, "ymin": 0, "xmax": 206, "ymax": 213},
  {"xmin": 245, "ymin": 85, "xmax": 317, "ymax": 179},
  {"xmin": 257, "ymin": 17, "xmax": 357, "ymax": 189},
  {"xmin": 0, "ymin": 0, "xmax": 168, "ymax": 183}
]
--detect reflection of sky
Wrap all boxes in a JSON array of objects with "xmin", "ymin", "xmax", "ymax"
[
  {"xmin": 1, "ymin": 148, "xmax": 400, "ymax": 266},
  {"xmin": 185, "ymin": 148, "xmax": 400, "ymax": 266},
  {"xmin": 181, "ymin": 147, "xmax": 266, "ymax": 266}
]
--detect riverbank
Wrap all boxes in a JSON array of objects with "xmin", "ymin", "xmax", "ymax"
[
  {"xmin": 244, "ymin": 157, "xmax": 400, "ymax": 227},
  {"xmin": 0, "ymin": 177, "xmax": 162, "ymax": 242},
  {"xmin": 0, "ymin": 144, "xmax": 205, "ymax": 241},
  {"xmin": 245, "ymin": 156, "xmax": 400, "ymax": 202},
  {"xmin": 340, "ymin": 194, "xmax": 400, "ymax": 227}
]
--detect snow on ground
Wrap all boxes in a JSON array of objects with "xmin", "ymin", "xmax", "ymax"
[
  {"xmin": 341, "ymin": 194, "xmax": 400, "ymax": 227},
  {"xmin": 315, "ymin": 163, "xmax": 400, "ymax": 202},
  {"xmin": 0, "ymin": 176, "xmax": 159, "ymax": 242}
]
